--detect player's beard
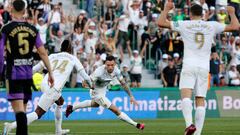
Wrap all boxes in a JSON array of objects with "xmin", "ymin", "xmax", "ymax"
[{"xmin": 107, "ymin": 69, "xmax": 114, "ymax": 73}]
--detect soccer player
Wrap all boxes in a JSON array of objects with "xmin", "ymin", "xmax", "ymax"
[
  {"xmin": 65, "ymin": 55, "xmax": 145, "ymax": 130},
  {"xmin": 3, "ymin": 39, "xmax": 93, "ymax": 135},
  {"xmin": 0, "ymin": 0, "xmax": 53, "ymax": 135},
  {"xmin": 158, "ymin": 2, "xmax": 239, "ymax": 135}
]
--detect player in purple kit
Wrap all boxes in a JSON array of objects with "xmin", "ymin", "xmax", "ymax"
[{"xmin": 0, "ymin": 0, "xmax": 53, "ymax": 135}]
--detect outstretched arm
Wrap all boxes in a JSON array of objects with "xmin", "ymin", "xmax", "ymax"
[
  {"xmin": 158, "ymin": 2, "xmax": 174, "ymax": 29},
  {"xmin": 224, "ymin": 6, "xmax": 239, "ymax": 32},
  {"xmin": 119, "ymin": 78, "xmax": 138, "ymax": 105},
  {"xmin": 33, "ymin": 61, "xmax": 44, "ymax": 73},
  {"xmin": 79, "ymin": 69, "xmax": 93, "ymax": 89}
]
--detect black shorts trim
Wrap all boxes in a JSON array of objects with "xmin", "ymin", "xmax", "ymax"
[{"xmin": 6, "ymin": 79, "xmax": 33, "ymax": 102}]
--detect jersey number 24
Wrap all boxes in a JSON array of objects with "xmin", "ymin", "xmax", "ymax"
[{"xmin": 52, "ymin": 60, "xmax": 69, "ymax": 73}]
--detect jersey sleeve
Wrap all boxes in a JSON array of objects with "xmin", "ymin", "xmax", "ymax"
[
  {"xmin": 90, "ymin": 68, "xmax": 101, "ymax": 82},
  {"xmin": 33, "ymin": 54, "xmax": 52, "ymax": 72},
  {"xmin": 73, "ymin": 56, "xmax": 84, "ymax": 72},
  {"xmin": 212, "ymin": 22, "xmax": 225, "ymax": 34},
  {"xmin": 0, "ymin": 33, "xmax": 6, "ymax": 74},
  {"xmin": 33, "ymin": 61, "xmax": 44, "ymax": 73},
  {"xmin": 35, "ymin": 33, "xmax": 43, "ymax": 48},
  {"xmin": 115, "ymin": 67, "xmax": 124, "ymax": 81},
  {"xmin": 170, "ymin": 21, "xmax": 184, "ymax": 33}
]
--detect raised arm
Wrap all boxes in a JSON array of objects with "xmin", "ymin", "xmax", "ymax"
[
  {"xmin": 47, "ymin": 11, "xmax": 53, "ymax": 25},
  {"xmin": 33, "ymin": 9, "xmax": 38, "ymax": 25},
  {"xmin": 224, "ymin": 6, "xmax": 239, "ymax": 32},
  {"xmin": 83, "ymin": 20, "xmax": 91, "ymax": 40},
  {"xmin": 113, "ymin": 27, "xmax": 119, "ymax": 42},
  {"xmin": 127, "ymin": 42, "xmax": 133, "ymax": 57},
  {"xmin": 158, "ymin": 2, "xmax": 174, "ymax": 29}
]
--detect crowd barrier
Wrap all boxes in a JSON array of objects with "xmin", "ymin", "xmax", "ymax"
[{"xmin": 0, "ymin": 87, "xmax": 240, "ymax": 120}]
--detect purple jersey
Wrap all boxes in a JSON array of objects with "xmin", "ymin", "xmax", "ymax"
[{"xmin": 0, "ymin": 21, "xmax": 43, "ymax": 80}]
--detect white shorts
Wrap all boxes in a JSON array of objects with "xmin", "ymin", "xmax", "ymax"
[
  {"xmin": 38, "ymin": 84, "xmax": 61, "ymax": 111},
  {"xmin": 90, "ymin": 89, "xmax": 111, "ymax": 108},
  {"xmin": 179, "ymin": 66, "xmax": 208, "ymax": 97}
]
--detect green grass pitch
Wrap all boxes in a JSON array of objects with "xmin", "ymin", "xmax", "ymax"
[{"xmin": 0, "ymin": 118, "xmax": 239, "ymax": 135}]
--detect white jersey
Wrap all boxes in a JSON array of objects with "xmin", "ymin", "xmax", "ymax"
[
  {"xmin": 171, "ymin": 20, "xmax": 225, "ymax": 71},
  {"xmin": 118, "ymin": 15, "xmax": 130, "ymax": 32},
  {"xmin": 130, "ymin": 56, "xmax": 143, "ymax": 74},
  {"xmin": 33, "ymin": 52, "xmax": 84, "ymax": 91},
  {"xmin": 90, "ymin": 65, "xmax": 123, "ymax": 96},
  {"xmin": 36, "ymin": 24, "xmax": 47, "ymax": 44}
]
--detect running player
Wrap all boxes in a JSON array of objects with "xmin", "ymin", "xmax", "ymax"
[
  {"xmin": 158, "ymin": 2, "xmax": 239, "ymax": 135},
  {"xmin": 3, "ymin": 39, "xmax": 93, "ymax": 135},
  {"xmin": 65, "ymin": 55, "xmax": 145, "ymax": 130},
  {"xmin": 0, "ymin": 0, "xmax": 53, "ymax": 135}
]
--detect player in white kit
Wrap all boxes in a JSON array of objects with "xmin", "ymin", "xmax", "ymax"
[
  {"xmin": 65, "ymin": 55, "xmax": 145, "ymax": 130},
  {"xmin": 158, "ymin": 2, "xmax": 239, "ymax": 135},
  {"xmin": 3, "ymin": 40, "xmax": 93, "ymax": 135}
]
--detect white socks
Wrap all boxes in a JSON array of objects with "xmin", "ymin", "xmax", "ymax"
[
  {"xmin": 118, "ymin": 112, "xmax": 137, "ymax": 127},
  {"xmin": 27, "ymin": 112, "xmax": 39, "ymax": 125},
  {"xmin": 181, "ymin": 98, "xmax": 193, "ymax": 127},
  {"xmin": 55, "ymin": 105, "xmax": 62, "ymax": 133},
  {"xmin": 10, "ymin": 112, "xmax": 38, "ymax": 129},
  {"xmin": 73, "ymin": 100, "xmax": 92, "ymax": 110},
  {"xmin": 182, "ymin": 98, "xmax": 206, "ymax": 135},
  {"xmin": 195, "ymin": 106, "xmax": 206, "ymax": 135}
]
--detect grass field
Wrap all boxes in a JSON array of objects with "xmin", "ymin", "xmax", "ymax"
[{"xmin": 0, "ymin": 118, "xmax": 239, "ymax": 135}]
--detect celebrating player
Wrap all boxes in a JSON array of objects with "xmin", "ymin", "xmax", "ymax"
[
  {"xmin": 3, "ymin": 39, "xmax": 93, "ymax": 135},
  {"xmin": 65, "ymin": 55, "xmax": 145, "ymax": 130},
  {"xmin": 158, "ymin": 2, "xmax": 239, "ymax": 135},
  {"xmin": 0, "ymin": 0, "xmax": 53, "ymax": 135}
]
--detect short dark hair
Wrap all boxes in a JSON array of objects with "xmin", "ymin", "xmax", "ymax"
[
  {"xmin": 61, "ymin": 39, "xmax": 71, "ymax": 52},
  {"xmin": 13, "ymin": 0, "xmax": 25, "ymax": 12},
  {"xmin": 144, "ymin": 26, "xmax": 149, "ymax": 31},
  {"xmin": 190, "ymin": 4, "xmax": 202, "ymax": 16},
  {"xmin": 106, "ymin": 55, "xmax": 115, "ymax": 62}
]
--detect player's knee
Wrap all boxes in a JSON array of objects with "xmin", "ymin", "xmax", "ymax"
[
  {"xmin": 91, "ymin": 101, "xmax": 100, "ymax": 107},
  {"xmin": 112, "ymin": 109, "xmax": 121, "ymax": 115},
  {"xmin": 195, "ymin": 97, "xmax": 205, "ymax": 107},
  {"xmin": 55, "ymin": 97, "xmax": 64, "ymax": 106},
  {"xmin": 131, "ymin": 83, "xmax": 136, "ymax": 87},
  {"xmin": 181, "ymin": 89, "xmax": 192, "ymax": 99},
  {"xmin": 109, "ymin": 105, "xmax": 121, "ymax": 115},
  {"xmin": 35, "ymin": 107, "xmax": 46, "ymax": 119}
]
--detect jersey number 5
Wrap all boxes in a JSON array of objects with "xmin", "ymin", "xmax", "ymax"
[
  {"xmin": 18, "ymin": 33, "xmax": 30, "ymax": 55},
  {"xmin": 52, "ymin": 60, "xmax": 69, "ymax": 73},
  {"xmin": 6, "ymin": 33, "xmax": 30, "ymax": 55},
  {"xmin": 195, "ymin": 32, "xmax": 204, "ymax": 49}
]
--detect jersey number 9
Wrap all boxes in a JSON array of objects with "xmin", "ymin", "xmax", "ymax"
[{"xmin": 195, "ymin": 32, "xmax": 204, "ymax": 49}]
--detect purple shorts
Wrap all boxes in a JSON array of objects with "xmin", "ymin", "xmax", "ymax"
[{"xmin": 6, "ymin": 79, "xmax": 33, "ymax": 103}]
